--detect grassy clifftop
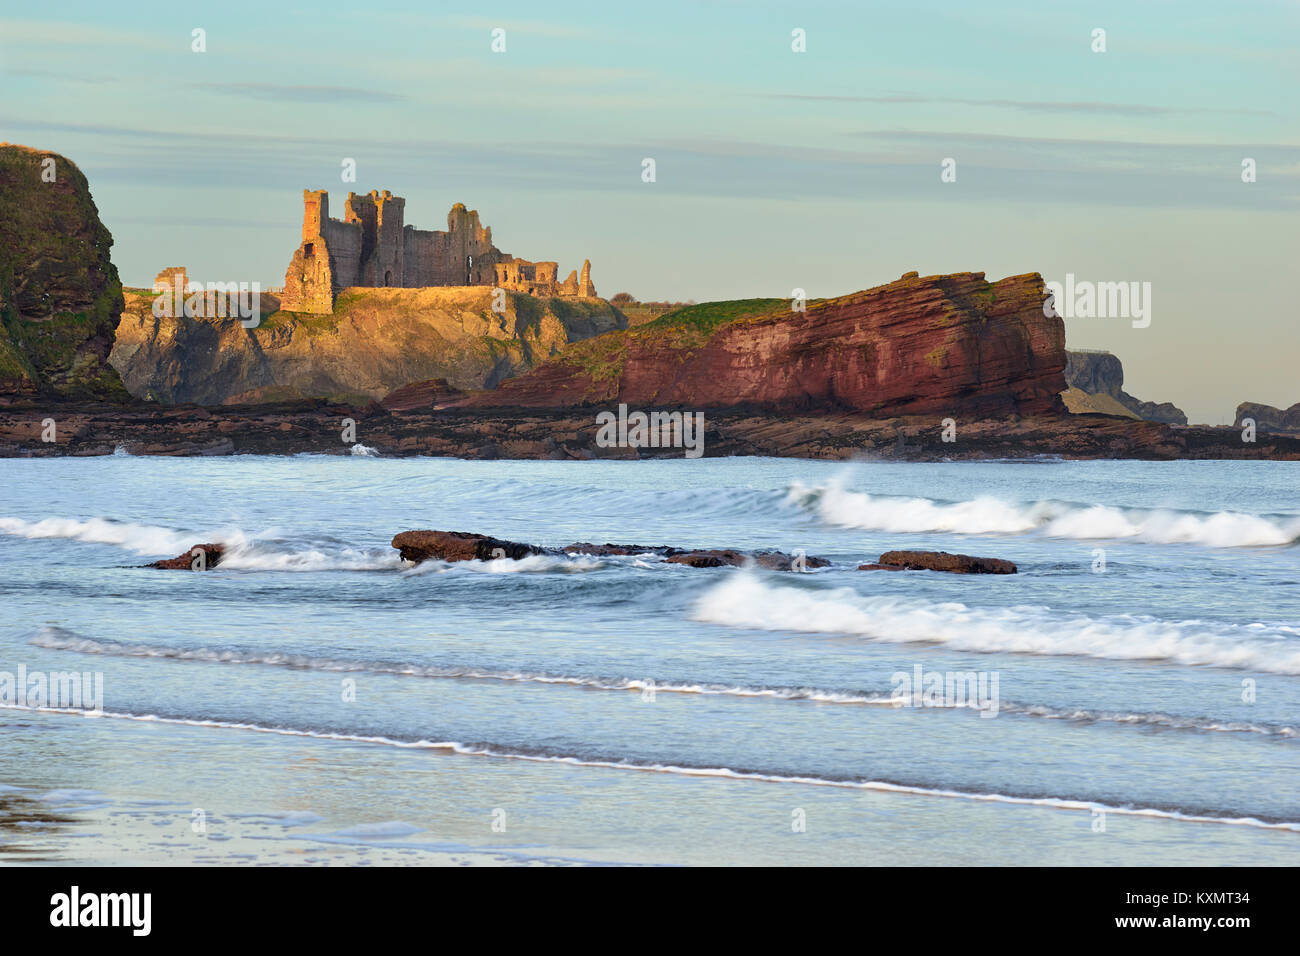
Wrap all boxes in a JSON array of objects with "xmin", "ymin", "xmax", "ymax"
[
  {"xmin": 0, "ymin": 143, "xmax": 129, "ymax": 400},
  {"xmin": 556, "ymin": 297, "xmax": 792, "ymax": 383}
]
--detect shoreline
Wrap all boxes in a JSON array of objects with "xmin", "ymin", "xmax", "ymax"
[{"xmin": 3, "ymin": 400, "xmax": 1298, "ymax": 461}]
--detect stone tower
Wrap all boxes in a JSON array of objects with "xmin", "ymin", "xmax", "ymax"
[{"xmin": 280, "ymin": 188, "xmax": 596, "ymax": 313}]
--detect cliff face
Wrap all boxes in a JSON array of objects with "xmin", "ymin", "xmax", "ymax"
[
  {"xmin": 453, "ymin": 272, "xmax": 1067, "ymax": 416},
  {"xmin": 1062, "ymin": 350, "xmax": 1186, "ymax": 425},
  {"xmin": 110, "ymin": 286, "xmax": 626, "ymax": 404},
  {"xmin": 1236, "ymin": 402, "xmax": 1300, "ymax": 436},
  {"xmin": 0, "ymin": 144, "xmax": 129, "ymax": 400}
]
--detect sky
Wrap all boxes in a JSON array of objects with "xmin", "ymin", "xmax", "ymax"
[{"xmin": 2, "ymin": 0, "xmax": 1297, "ymax": 424}]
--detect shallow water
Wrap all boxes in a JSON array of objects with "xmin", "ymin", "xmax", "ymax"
[{"xmin": 1, "ymin": 455, "xmax": 1297, "ymax": 865}]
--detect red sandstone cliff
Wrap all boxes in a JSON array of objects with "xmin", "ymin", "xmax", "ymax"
[{"xmin": 448, "ymin": 271, "xmax": 1066, "ymax": 416}]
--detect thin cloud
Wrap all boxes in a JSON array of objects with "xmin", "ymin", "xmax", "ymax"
[
  {"xmin": 0, "ymin": 18, "xmax": 165, "ymax": 50},
  {"xmin": 196, "ymin": 83, "xmax": 406, "ymax": 104},
  {"xmin": 761, "ymin": 92, "xmax": 1276, "ymax": 118},
  {"xmin": 447, "ymin": 16, "xmax": 589, "ymax": 38}
]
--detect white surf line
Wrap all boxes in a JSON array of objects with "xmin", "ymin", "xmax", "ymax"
[
  {"xmin": 25, "ymin": 633, "xmax": 895, "ymax": 705},
  {"xmin": 29, "ymin": 633, "xmax": 1300, "ymax": 734},
  {"xmin": 5, "ymin": 703, "xmax": 1298, "ymax": 834}
]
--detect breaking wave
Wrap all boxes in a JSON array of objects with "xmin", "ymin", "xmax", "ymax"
[
  {"xmin": 0, "ymin": 515, "xmax": 400, "ymax": 571},
  {"xmin": 30, "ymin": 627, "xmax": 1297, "ymax": 738},
  {"xmin": 691, "ymin": 573, "xmax": 1300, "ymax": 674},
  {"xmin": 787, "ymin": 481, "xmax": 1300, "ymax": 547},
  {"xmin": 0, "ymin": 516, "xmax": 198, "ymax": 557}
]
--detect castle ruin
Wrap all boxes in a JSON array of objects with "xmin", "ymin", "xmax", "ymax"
[{"xmin": 280, "ymin": 189, "xmax": 595, "ymax": 313}]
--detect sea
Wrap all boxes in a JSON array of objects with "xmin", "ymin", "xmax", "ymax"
[{"xmin": 1, "ymin": 453, "xmax": 1297, "ymax": 865}]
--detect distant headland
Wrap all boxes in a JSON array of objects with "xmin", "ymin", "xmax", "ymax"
[{"xmin": 2, "ymin": 143, "xmax": 1298, "ymax": 461}]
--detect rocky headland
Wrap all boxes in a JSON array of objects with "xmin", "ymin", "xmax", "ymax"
[
  {"xmin": 1236, "ymin": 401, "xmax": 1300, "ymax": 437},
  {"xmin": 1060, "ymin": 350, "xmax": 1187, "ymax": 424},
  {"xmin": 0, "ymin": 143, "xmax": 131, "ymax": 401},
  {"xmin": 448, "ymin": 271, "xmax": 1067, "ymax": 417},
  {"xmin": 2, "ymin": 143, "xmax": 1293, "ymax": 462}
]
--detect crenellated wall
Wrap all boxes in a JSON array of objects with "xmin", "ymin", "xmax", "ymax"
[{"xmin": 280, "ymin": 190, "xmax": 595, "ymax": 313}]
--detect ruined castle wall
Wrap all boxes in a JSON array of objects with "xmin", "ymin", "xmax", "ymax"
[
  {"xmin": 372, "ymin": 195, "xmax": 405, "ymax": 287},
  {"xmin": 402, "ymin": 228, "xmax": 440, "ymax": 287},
  {"xmin": 282, "ymin": 236, "xmax": 336, "ymax": 313},
  {"xmin": 281, "ymin": 189, "xmax": 594, "ymax": 311},
  {"xmin": 404, "ymin": 228, "xmax": 506, "ymax": 286},
  {"xmin": 343, "ymin": 193, "xmax": 377, "ymax": 268},
  {"xmin": 495, "ymin": 259, "xmax": 577, "ymax": 296},
  {"xmin": 318, "ymin": 217, "xmax": 363, "ymax": 290}
]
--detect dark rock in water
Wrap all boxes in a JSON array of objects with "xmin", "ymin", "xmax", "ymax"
[
  {"xmin": 394, "ymin": 531, "xmax": 829, "ymax": 570},
  {"xmin": 562, "ymin": 542, "xmax": 829, "ymax": 569},
  {"xmin": 665, "ymin": 549, "xmax": 749, "ymax": 568},
  {"xmin": 562, "ymin": 542, "xmax": 673, "ymax": 557},
  {"xmin": 148, "ymin": 543, "xmax": 224, "ymax": 570},
  {"xmin": 860, "ymin": 550, "xmax": 1017, "ymax": 574},
  {"xmin": 391, "ymin": 530, "xmax": 544, "ymax": 564},
  {"xmin": 751, "ymin": 550, "xmax": 831, "ymax": 571},
  {"xmin": 663, "ymin": 549, "xmax": 830, "ymax": 570}
]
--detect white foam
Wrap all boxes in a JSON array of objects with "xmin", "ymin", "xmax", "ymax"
[
  {"xmin": 0, "ymin": 516, "xmax": 196, "ymax": 557},
  {"xmin": 349, "ymin": 444, "xmax": 379, "ymax": 457},
  {"xmin": 403, "ymin": 553, "xmax": 605, "ymax": 575},
  {"xmin": 217, "ymin": 541, "xmax": 401, "ymax": 572},
  {"xmin": 690, "ymin": 572, "xmax": 1300, "ymax": 674},
  {"xmin": 789, "ymin": 480, "xmax": 1300, "ymax": 548},
  {"xmin": 0, "ymin": 515, "xmax": 403, "ymax": 571}
]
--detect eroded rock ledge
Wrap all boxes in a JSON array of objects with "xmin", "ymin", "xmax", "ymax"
[
  {"xmin": 858, "ymin": 550, "xmax": 1017, "ymax": 574},
  {"xmin": 147, "ymin": 543, "xmax": 224, "ymax": 570},
  {"xmin": 8, "ymin": 400, "xmax": 1299, "ymax": 460},
  {"xmin": 148, "ymin": 535, "xmax": 1016, "ymax": 574},
  {"xmin": 390, "ymin": 530, "xmax": 832, "ymax": 570}
]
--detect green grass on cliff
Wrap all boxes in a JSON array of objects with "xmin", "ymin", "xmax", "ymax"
[
  {"xmin": 558, "ymin": 297, "xmax": 794, "ymax": 386},
  {"xmin": 0, "ymin": 325, "xmax": 36, "ymax": 386},
  {"xmin": 2, "ymin": 308, "xmax": 130, "ymax": 400},
  {"xmin": 256, "ymin": 310, "xmax": 343, "ymax": 335},
  {"xmin": 638, "ymin": 298, "xmax": 788, "ymax": 338}
]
